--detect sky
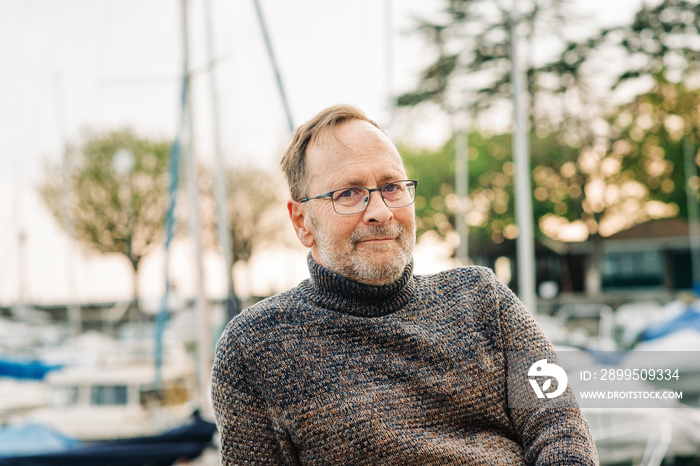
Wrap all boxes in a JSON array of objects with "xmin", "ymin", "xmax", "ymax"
[{"xmin": 0, "ymin": 0, "xmax": 645, "ymax": 306}]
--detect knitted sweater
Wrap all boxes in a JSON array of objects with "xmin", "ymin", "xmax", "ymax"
[{"xmin": 211, "ymin": 257, "xmax": 598, "ymax": 465}]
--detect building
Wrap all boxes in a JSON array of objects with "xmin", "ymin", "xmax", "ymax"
[{"xmin": 471, "ymin": 218, "xmax": 697, "ymax": 310}]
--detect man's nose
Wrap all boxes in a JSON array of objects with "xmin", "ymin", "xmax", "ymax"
[{"xmin": 362, "ymin": 190, "xmax": 393, "ymax": 224}]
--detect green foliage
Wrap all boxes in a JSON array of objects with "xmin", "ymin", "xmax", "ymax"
[
  {"xmin": 39, "ymin": 129, "xmax": 171, "ymax": 272},
  {"xmin": 401, "ymin": 143, "xmax": 456, "ymax": 239},
  {"xmin": 402, "ymin": 127, "xmax": 636, "ymax": 244},
  {"xmin": 399, "ymin": 0, "xmax": 700, "ymax": 247},
  {"xmin": 403, "ymin": 132, "xmax": 522, "ymax": 245},
  {"xmin": 403, "ymin": 76, "xmax": 700, "ymax": 245},
  {"xmin": 529, "ymin": 132, "xmax": 584, "ymax": 224},
  {"xmin": 609, "ymin": 78, "xmax": 700, "ymax": 219}
]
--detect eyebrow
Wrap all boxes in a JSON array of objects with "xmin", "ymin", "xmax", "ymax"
[{"xmin": 335, "ymin": 173, "xmax": 405, "ymax": 189}]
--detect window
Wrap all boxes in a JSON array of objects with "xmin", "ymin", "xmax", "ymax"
[
  {"xmin": 602, "ymin": 251, "xmax": 663, "ymax": 289},
  {"xmin": 90, "ymin": 385, "xmax": 128, "ymax": 405}
]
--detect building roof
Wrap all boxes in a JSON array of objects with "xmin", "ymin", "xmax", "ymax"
[
  {"xmin": 606, "ymin": 218, "xmax": 690, "ymax": 241},
  {"xmin": 536, "ymin": 218, "xmax": 693, "ymax": 255}
]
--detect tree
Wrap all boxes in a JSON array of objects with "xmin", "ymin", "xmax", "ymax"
[
  {"xmin": 399, "ymin": 0, "xmax": 700, "ymax": 245},
  {"xmin": 589, "ymin": 0, "xmax": 700, "ymax": 91},
  {"xmin": 39, "ymin": 128, "xmax": 171, "ymax": 312},
  {"xmin": 397, "ymin": 0, "xmax": 584, "ymax": 128},
  {"xmin": 404, "ymin": 120, "xmax": 693, "ymax": 244},
  {"xmin": 398, "ymin": 0, "xmax": 700, "ymax": 298},
  {"xmin": 607, "ymin": 78, "xmax": 700, "ymax": 221},
  {"xmin": 402, "ymin": 132, "xmax": 517, "ymax": 245},
  {"xmin": 402, "ymin": 129, "xmax": 581, "ymax": 246},
  {"xmin": 200, "ymin": 165, "xmax": 288, "ymax": 265}
]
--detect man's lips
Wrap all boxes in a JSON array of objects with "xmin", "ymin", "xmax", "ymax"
[
  {"xmin": 350, "ymin": 225, "xmax": 404, "ymax": 245},
  {"xmin": 356, "ymin": 237, "xmax": 396, "ymax": 244}
]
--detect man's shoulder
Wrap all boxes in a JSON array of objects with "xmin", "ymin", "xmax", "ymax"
[
  {"xmin": 215, "ymin": 290, "xmax": 311, "ymax": 375},
  {"xmin": 214, "ymin": 286, "xmax": 310, "ymax": 364},
  {"xmin": 412, "ymin": 265, "xmax": 508, "ymax": 313},
  {"xmin": 416, "ymin": 264, "xmax": 498, "ymax": 289},
  {"xmin": 228, "ymin": 287, "xmax": 306, "ymax": 333}
]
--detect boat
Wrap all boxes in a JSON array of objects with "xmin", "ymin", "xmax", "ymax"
[
  {"xmin": 583, "ymin": 406, "xmax": 700, "ymax": 465},
  {"xmin": 0, "ymin": 413, "xmax": 217, "ymax": 466},
  {"xmin": 11, "ymin": 355, "xmax": 198, "ymax": 441},
  {"xmin": 543, "ymin": 306, "xmax": 700, "ymax": 465},
  {"xmin": 2, "ymin": 327, "xmax": 200, "ymax": 442}
]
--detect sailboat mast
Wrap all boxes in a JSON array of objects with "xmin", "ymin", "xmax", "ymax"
[
  {"xmin": 251, "ymin": 0, "xmax": 294, "ymax": 133},
  {"xmin": 181, "ymin": 0, "xmax": 212, "ymax": 416},
  {"xmin": 204, "ymin": 0, "xmax": 239, "ymax": 320},
  {"xmin": 54, "ymin": 71, "xmax": 82, "ymax": 335}
]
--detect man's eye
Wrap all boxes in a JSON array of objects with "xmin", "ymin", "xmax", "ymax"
[
  {"xmin": 334, "ymin": 188, "xmax": 361, "ymax": 200},
  {"xmin": 382, "ymin": 183, "xmax": 406, "ymax": 196}
]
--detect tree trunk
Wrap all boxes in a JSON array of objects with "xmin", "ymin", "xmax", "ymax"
[
  {"xmin": 585, "ymin": 234, "xmax": 602, "ymax": 297},
  {"xmin": 129, "ymin": 256, "xmax": 141, "ymax": 327}
]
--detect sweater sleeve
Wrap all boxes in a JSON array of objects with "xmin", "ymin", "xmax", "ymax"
[
  {"xmin": 211, "ymin": 320, "xmax": 297, "ymax": 465},
  {"xmin": 489, "ymin": 273, "xmax": 599, "ymax": 466}
]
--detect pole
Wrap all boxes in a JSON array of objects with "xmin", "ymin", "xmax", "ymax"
[
  {"xmin": 684, "ymin": 140, "xmax": 700, "ymax": 293},
  {"xmin": 455, "ymin": 130, "xmax": 469, "ymax": 266},
  {"xmin": 54, "ymin": 72, "xmax": 82, "ymax": 335},
  {"xmin": 509, "ymin": 0, "xmax": 537, "ymax": 313},
  {"xmin": 251, "ymin": 0, "xmax": 294, "ymax": 133},
  {"xmin": 182, "ymin": 0, "xmax": 213, "ymax": 416},
  {"xmin": 384, "ymin": 0, "xmax": 395, "ymax": 140},
  {"xmin": 204, "ymin": 0, "xmax": 240, "ymax": 320},
  {"xmin": 155, "ymin": 75, "xmax": 186, "ymax": 388},
  {"xmin": 14, "ymin": 166, "xmax": 28, "ymax": 309}
]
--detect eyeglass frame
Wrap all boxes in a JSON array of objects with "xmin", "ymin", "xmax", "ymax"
[{"xmin": 298, "ymin": 179, "xmax": 419, "ymax": 215}]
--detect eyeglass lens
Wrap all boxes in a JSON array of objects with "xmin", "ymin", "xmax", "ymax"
[{"xmin": 332, "ymin": 180, "xmax": 416, "ymax": 214}]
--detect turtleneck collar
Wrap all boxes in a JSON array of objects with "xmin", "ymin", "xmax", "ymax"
[{"xmin": 299, "ymin": 254, "xmax": 416, "ymax": 318}]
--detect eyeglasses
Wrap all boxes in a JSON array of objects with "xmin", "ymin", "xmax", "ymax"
[{"xmin": 299, "ymin": 179, "xmax": 418, "ymax": 215}]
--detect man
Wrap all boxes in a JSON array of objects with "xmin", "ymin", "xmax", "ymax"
[{"xmin": 211, "ymin": 104, "xmax": 598, "ymax": 465}]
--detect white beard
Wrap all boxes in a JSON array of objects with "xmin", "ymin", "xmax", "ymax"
[{"xmin": 310, "ymin": 213, "xmax": 415, "ymax": 285}]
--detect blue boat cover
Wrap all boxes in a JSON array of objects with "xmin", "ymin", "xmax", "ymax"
[
  {"xmin": 0, "ymin": 358, "xmax": 62, "ymax": 380},
  {"xmin": 0, "ymin": 424, "xmax": 79, "ymax": 458},
  {"xmin": 640, "ymin": 307, "xmax": 700, "ymax": 341},
  {"xmin": 0, "ymin": 415, "xmax": 217, "ymax": 466}
]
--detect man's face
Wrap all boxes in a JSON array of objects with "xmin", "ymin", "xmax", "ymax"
[{"xmin": 288, "ymin": 119, "xmax": 416, "ymax": 285}]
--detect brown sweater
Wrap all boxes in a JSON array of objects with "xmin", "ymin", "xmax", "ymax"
[{"xmin": 211, "ymin": 257, "xmax": 598, "ymax": 465}]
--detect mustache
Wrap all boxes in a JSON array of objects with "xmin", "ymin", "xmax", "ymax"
[{"xmin": 349, "ymin": 224, "xmax": 404, "ymax": 243}]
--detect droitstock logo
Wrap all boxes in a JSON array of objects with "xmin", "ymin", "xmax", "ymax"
[{"xmin": 528, "ymin": 359, "xmax": 568, "ymax": 399}]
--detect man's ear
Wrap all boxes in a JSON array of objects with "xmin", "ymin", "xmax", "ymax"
[{"xmin": 288, "ymin": 199, "xmax": 315, "ymax": 248}]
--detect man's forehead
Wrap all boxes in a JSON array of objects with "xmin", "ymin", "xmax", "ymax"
[
  {"xmin": 309, "ymin": 119, "xmax": 388, "ymax": 151},
  {"xmin": 304, "ymin": 119, "xmax": 406, "ymax": 187}
]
